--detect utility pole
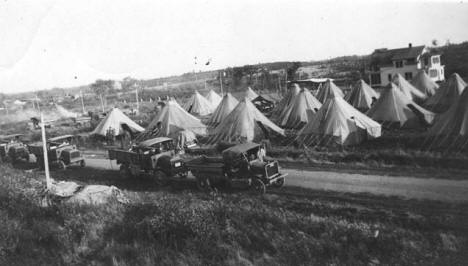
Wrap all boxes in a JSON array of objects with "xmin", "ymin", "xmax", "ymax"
[
  {"xmin": 99, "ymin": 94, "xmax": 105, "ymax": 113},
  {"xmin": 135, "ymin": 89, "xmax": 139, "ymax": 111},
  {"xmin": 220, "ymin": 74, "xmax": 224, "ymax": 95},
  {"xmin": 80, "ymin": 90, "xmax": 85, "ymax": 114},
  {"xmin": 40, "ymin": 113, "xmax": 52, "ymax": 190}
]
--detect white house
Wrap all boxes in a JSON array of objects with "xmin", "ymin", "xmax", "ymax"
[{"xmin": 368, "ymin": 43, "xmax": 445, "ymax": 88}]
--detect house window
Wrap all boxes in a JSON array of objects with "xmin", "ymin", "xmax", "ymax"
[
  {"xmin": 388, "ymin": 74, "xmax": 392, "ymax": 82},
  {"xmin": 395, "ymin": 61, "xmax": 403, "ymax": 68},
  {"xmin": 429, "ymin": 69, "xmax": 438, "ymax": 78},
  {"xmin": 405, "ymin": 72, "xmax": 413, "ymax": 80},
  {"xmin": 432, "ymin": 56, "xmax": 440, "ymax": 64},
  {"xmin": 370, "ymin": 73, "xmax": 381, "ymax": 85},
  {"xmin": 424, "ymin": 57, "xmax": 429, "ymax": 66}
]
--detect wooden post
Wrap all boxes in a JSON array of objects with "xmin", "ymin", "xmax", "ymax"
[
  {"xmin": 135, "ymin": 89, "xmax": 139, "ymax": 112},
  {"xmin": 40, "ymin": 113, "xmax": 52, "ymax": 190},
  {"xmin": 220, "ymin": 74, "xmax": 224, "ymax": 95},
  {"xmin": 80, "ymin": 90, "xmax": 86, "ymax": 114},
  {"xmin": 99, "ymin": 94, "xmax": 105, "ymax": 113}
]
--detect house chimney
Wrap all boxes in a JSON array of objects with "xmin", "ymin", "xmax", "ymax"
[{"xmin": 408, "ymin": 43, "xmax": 412, "ymax": 48}]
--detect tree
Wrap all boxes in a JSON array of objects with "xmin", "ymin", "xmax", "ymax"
[
  {"xmin": 121, "ymin": 77, "xmax": 139, "ymax": 91},
  {"xmin": 90, "ymin": 79, "xmax": 114, "ymax": 95},
  {"xmin": 286, "ymin": 62, "xmax": 301, "ymax": 81},
  {"xmin": 432, "ymin": 39, "xmax": 439, "ymax": 47}
]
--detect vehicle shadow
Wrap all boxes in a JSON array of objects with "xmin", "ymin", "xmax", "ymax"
[{"xmin": 49, "ymin": 166, "xmax": 198, "ymax": 193}]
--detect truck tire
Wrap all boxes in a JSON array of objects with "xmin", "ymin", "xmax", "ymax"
[
  {"xmin": 251, "ymin": 178, "xmax": 266, "ymax": 195},
  {"xmin": 119, "ymin": 164, "xmax": 131, "ymax": 178},
  {"xmin": 80, "ymin": 160, "xmax": 86, "ymax": 167},
  {"xmin": 154, "ymin": 170, "xmax": 169, "ymax": 186},
  {"xmin": 196, "ymin": 176, "xmax": 212, "ymax": 192},
  {"xmin": 36, "ymin": 156, "xmax": 44, "ymax": 169},
  {"xmin": 59, "ymin": 160, "xmax": 67, "ymax": 170},
  {"xmin": 271, "ymin": 177, "xmax": 285, "ymax": 188}
]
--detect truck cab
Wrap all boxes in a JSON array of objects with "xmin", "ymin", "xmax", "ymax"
[
  {"xmin": 28, "ymin": 134, "xmax": 85, "ymax": 169},
  {"xmin": 0, "ymin": 134, "xmax": 30, "ymax": 163},
  {"xmin": 109, "ymin": 137, "xmax": 187, "ymax": 178}
]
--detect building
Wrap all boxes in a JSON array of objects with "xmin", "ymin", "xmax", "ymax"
[{"xmin": 367, "ymin": 43, "xmax": 444, "ymax": 88}]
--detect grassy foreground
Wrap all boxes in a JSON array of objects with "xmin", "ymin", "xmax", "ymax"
[{"xmin": 1, "ymin": 164, "xmax": 468, "ymax": 265}]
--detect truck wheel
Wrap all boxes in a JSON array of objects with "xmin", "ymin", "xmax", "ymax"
[
  {"xmin": 196, "ymin": 176, "xmax": 211, "ymax": 192},
  {"xmin": 271, "ymin": 177, "xmax": 285, "ymax": 188},
  {"xmin": 59, "ymin": 160, "xmax": 67, "ymax": 170},
  {"xmin": 80, "ymin": 160, "xmax": 86, "ymax": 167},
  {"xmin": 251, "ymin": 178, "xmax": 266, "ymax": 195},
  {"xmin": 154, "ymin": 170, "xmax": 169, "ymax": 186},
  {"xmin": 36, "ymin": 157, "xmax": 44, "ymax": 169},
  {"xmin": 119, "ymin": 164, "xmax": 131, "ymax": 178}
]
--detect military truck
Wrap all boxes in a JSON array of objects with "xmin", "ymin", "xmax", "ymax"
[
  {"xmin": 0, "ymin": 134, "xmax": 30, "ymax": 163},
  {"xmin": 108, "ymin": 137, "xmax": 188, "ymax": 180},
  {"xmin": 28, "ymin": 134, "xmax": 86, "ymax": 169},
  {"xmin": 186, "ymin": 142, "xmax": 287, "ymax": 194}
]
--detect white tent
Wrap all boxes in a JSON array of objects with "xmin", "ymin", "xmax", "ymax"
[
  {"xmin": 183, "ymin": 91, "xmax": 215, "ymax": 116},
  {"xmin": 296, "ymin": 96, "xmax": 381, "ymax": 146},
  {"xmin": 425, "ymin": 73, "xmax": 466, "ymax": 113},
  {"xmin": 426, "ymin": 86, "xmax": 468, "ymax": 148},
  {"xmin": 140, "ymin": 100, "xmax": 207, "ymax": 140},
  {"xmin": 392, "ymin": 73, "xmax": 427, "ymax": 103},
  {"xmin": 411, "ymin": 71, "xmax": 439, "ymax": 97},
  {"xmin": 205, "ymin": 89, "xmax": 222, "ymax": 107},
  {"xmin": 272, "ymin": 83, "xmax": 301, "ymax": 119},
  {"xmin": 366, "ymin": 83, "xmax": 434, "ymax": 128},
  {"xmin": 279, "ymin": 88, "xmax": 322, "ymax": 129},
  {"xmin": 208, "ymin": 98, "xmax": 285, "ymax": 143},
  {"xmin": 316, "ymin": 80, "xmax": 344, "ymax": 103},
  {"xmin": 243, "ymin": 87, "xmax": 259, "ymax": 101},
  {"xmin": 344, "ymin": 79, "xmax": 379, "ymax": 112},
  {"xmin": 91, "ymin": 108, "xmax": 144, "ymax": 136},
  {"xmin": 206, "ymin": 93, "xmax": 239, "ymax": 127}
]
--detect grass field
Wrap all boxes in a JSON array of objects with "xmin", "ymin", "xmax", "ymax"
[{"xmin": 1, "ymin": 164, "xmax": 467, "ymax": 265}]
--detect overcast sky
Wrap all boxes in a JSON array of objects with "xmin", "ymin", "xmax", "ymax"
[{"xmin": 1, "ymin": 0, "xmax": 467, "ymax": 93}]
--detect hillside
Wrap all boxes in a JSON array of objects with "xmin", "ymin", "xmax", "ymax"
[{"xmin": 4, "ymin": 41, "xmax": 468, "ymax": 100}]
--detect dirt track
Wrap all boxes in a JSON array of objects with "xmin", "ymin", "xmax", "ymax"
[{"xmin": 83, "ymin": 157, "xmax": 468, "ymax": 203}]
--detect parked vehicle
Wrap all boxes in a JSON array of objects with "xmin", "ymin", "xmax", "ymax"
[
  {"xmin": 28, "ymin": 134, "xmax": 86, "ymax": 169},
  {"xmin": 108, "ymin": 137, "xmax": 188, "ymax": 180},
  {"xmin": 186, "ymin": 142, "xmax": 287, "ymax": 194},
  {"xmin": 0, "ymin": 134, "xmax": 30, "ymax": 163}
]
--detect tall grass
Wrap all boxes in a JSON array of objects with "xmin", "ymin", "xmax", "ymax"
[{"xmin": 1, "ymin": 164, "xmax": 467, "ymax": 265}]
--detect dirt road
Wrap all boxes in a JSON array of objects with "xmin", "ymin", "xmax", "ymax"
[{"xmin": 83, "ymin": 157, "xmax": 468, "ymax": 203}]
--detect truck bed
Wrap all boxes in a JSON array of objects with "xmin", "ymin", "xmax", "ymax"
[
  {"xmin": 108, "ymin": 149, "xmax": 140, "ymax": 164},
  {"xmin": 185, "ymin": 156, "xmax": 225, "ymax": 177}
]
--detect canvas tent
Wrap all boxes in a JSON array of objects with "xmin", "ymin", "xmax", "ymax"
[
  {"xmin": 243, "ymin": 87, "xmax": 259, "ymax": 101},
  {"xmin": 183, "ymin": 91, "xmax": 215, "ymax": 116},
  {"xmin": 411, "ymin": 71, "xmax": 439, "ymax": 97},
  {"xmin": 271, "ymin": 83, "xmax": 301, "ymax": 119},
  {"xmin": 316, "ymin": 80, "xmax": 344, "ymax": 103},
  {"xmin": 91, "ymin": 108, "xmax": 144, "ymax": 136},
  {"xmin": 206, "ymin": 89, "xmax": 222, "ymax": 107},
  {"xmin": 426, "ymin": 86, "xmax": 468, "ymax": 150},
  {"xmin": 344, "ymin": 79, "xmax": 379, "ymax": 112},
  {"xmin": 295, "ymin": 96, "xmax": 381, "ymax": 146},
  {"xmin": 207, "ymin": 93, "xmax": 239, "ymax": 127},
  {"xmin": 207, "ymin": 98, "xmax": 285, "ymax": 144},
  {"xmin": 366, "ymin": 83, "xmax": 434, "ymax": 128},
  {"xmin": 139, "ymin": 100, "xmax": 207, "ymax": 140},
  {"xmin": 392, "ymin": 73, "xmax": 427, "ymax": 103},
  {"xmin": 424, "ymin": 73, "xmax": 466, "ymax": 113},
  {"xmin": 279, "ymin": 88, "xmax": 322, "ymax": 129}
]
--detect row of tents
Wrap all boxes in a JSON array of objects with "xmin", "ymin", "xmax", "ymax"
[{"xmin": 89, "ymin": 71, "xmax": 468, "ymax": 149}]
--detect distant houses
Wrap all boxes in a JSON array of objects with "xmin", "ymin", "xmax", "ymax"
[{"xmin": 368, "ymin": 43, "xmax": 445, "ymax": 88}]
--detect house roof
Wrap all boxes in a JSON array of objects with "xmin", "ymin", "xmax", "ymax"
[{"xmin": 370, "ymin": 45, "xmax": 425, "ymax": 67}]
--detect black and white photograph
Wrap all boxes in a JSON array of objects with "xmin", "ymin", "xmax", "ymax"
[{"xmin": 1, "ymin": 0, "xmax": 468, "ymax": 265}]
